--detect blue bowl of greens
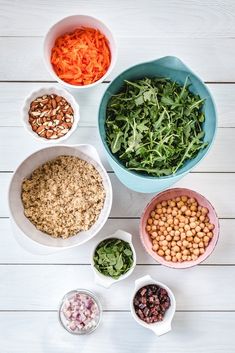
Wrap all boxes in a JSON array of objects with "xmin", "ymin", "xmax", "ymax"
[{"xmin": 98, "ymin": 56, "xmax": 217, "ymax": 193}]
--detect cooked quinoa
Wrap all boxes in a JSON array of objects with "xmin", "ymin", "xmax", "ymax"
[{"xmin": 21, "ymin": 155, "xmax": 106, "ymax": 238}]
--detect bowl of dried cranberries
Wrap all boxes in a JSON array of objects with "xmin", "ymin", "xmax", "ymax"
[{"xmin": 130, "ymin": 275, "xmax": 176, "ymax": 336}]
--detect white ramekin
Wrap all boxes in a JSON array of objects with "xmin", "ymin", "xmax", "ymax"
[
  {"xmin": 22, "ymin": 86, "xmax": 80, "ymax": 143},
  {"xmin": 130, "ymin": 275, "xmax": 176, "ymax": 336},
  {"xmin": 91, "ymin": 230, "xmax": 137, "ymax": 288},
  {"xmin": 43, "ymin": 15, "xmax": 117, "ymax": 90}
]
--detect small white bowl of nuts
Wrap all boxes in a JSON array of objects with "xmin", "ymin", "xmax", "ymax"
[
  {"xmin": 140, "ymin": 188, "xmax": 219, "ymax": 269},
  {"xmin": 22, "ymin": 86, "xmax": 79, "ymax": 142}
]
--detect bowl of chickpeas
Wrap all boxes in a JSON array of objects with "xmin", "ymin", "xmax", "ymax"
[{"xmin": 140, "ymin": 188, "xmax": 219, "ymax": 268}]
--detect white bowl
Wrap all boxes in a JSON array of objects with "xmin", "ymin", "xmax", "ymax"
[
  {"xmin": 130, "ymin": 275, "xmax": 176, "ymax": 336},
  {"xmin": 8, "ymin": 144, "xmax": 112, "ymax": 254},
  {"xmin": 91, "ymin": 230, "xmax": 137, "ymax": 288},
  {"xmin": 43, "ymin": 15, "xmax": 117, "ymax": 89},
  {"xmin": 22, "ymin": 86, "xmax": 80, "ymax": 143}
]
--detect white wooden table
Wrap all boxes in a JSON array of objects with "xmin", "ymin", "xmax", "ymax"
[{"xmin": 0, "ymin": 1, "xmax": 235, "ymax": 351}]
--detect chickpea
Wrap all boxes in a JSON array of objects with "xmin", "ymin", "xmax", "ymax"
[
  {"xmin": 153, "ymin": 220, "xmax": 158, "ymax": 226},
  {"xmin": 157, "ymin": 208, "xmax": 163, "ymax": 215},
  {"xmin": 151, "ymin": 232, "xmax": 158, "ymax": 238},
  {"xmin": 162, "ymin": 216, "xmax": 167, "ymax": 222},
  {"xmin": 162, "ymin": 201, "xmax": 167, "ymax": 207},
  {"xmin": 208, "ymin": 223, "xmax": 214, "ymax": 230},
  {"xmin": 150, "ymin": 211, "xmax": 155, "ymax": 218},
  {"xmin": 174, "ymin": 235, "xmax": 180, "ymax": 241},
  {"xmin": 170, "ymin": 201, "xmax": 176, "ymax": 207},
  {"xmin": 163, "ymin": 230, "xmax": 168, "ymax": 236},
  {"xmin": 203, "ymin": 235, "xmax": 210, "ymax": 243},
  {"xmin": 146, "ymin": 225, "xmax": 151, "ymax": 232},
  {"xmin": 195, "ymin": 225, "xmax": 201, "ymax": 233},
  {"xmin": 162, "ymin": 240, "xmax": 168, "ymax": 246},
  {"xmin": 171, "ymin": 250, "xmax": 176, "ymax": 257},
  {"xmin": 190, "ymin": 205, "xmax": 197, "ymax": 212},
  {"xmin": 165, "ymin": 255, "xmax": 172, "ymax": 261},
  {"xmin": 173, "ymin": 245, "xmax": 180, "ymax": 252},
  {"xmin": 192, "ymin": 254, "xmax": 198, "ymax": 261},
  {"xmin": 176, "ymin": 252, "xmax": 182, "ymax": 260},
  {"xmin": 191, "ymin": 211, "xmax": 197, "ymax": 217},
  {"xmin": 194, "ymin": 236, "xmax": 200, "ymax": 244},
  {"xmin": 156, "ymin": 236, "xmax": 160, "ymax": 241},
  {"xmin": 187, "ymin": 236, "xmax": 193, "ymax": 242},
  {"xmin": 177, "ymin": 240, "xmax": 182, "ymax": 247},
  {"xmin": 199, "ymin": 215, "xmax": 205, "ymax": 222},
  {"xmin": 172, "ymin": 257, "xmax": 177, "ymax": 263},
  {"xmin": 156, "ymin": 203, "xmax": 161, "ymax": 209},
  {"xmin": 153, "ymin": 244, "xmax": 159, "ymax": 251},
  {"xmin": 177, "ymin": 201, "xmax": 184, "ymax": 208},
  {"xmin": 181, "ymin": 205, "xmax": 187, "ymax": 213},
  {"xmin": 182, "ymin": 255, "xmax": 188, "ymax": 261},
  {"xmin": 147, "ymin": 218, "xmax": 153, "ymax": 225},
  {"xmin": 187, "ymin": 255, "xmax": 192, "ymax": 261},
  {"xmin": 201, "ymin": 207, "xmax": 208, "ymax": 215},
  {"xmin": 186, "ymin": 230, "xmax": 193, "ymax": 237},
  {"xmin": 198, "ymin": 241, "xmax": 204, "ymax": 248},
  {"xmin": 154, "ymin": 214, "xmax": 160, "ymax": 220},
  {"xmin": 184, "ymin": 224, "xmax": 190, "ymax": 231},
  {"xmin": 169, "ymin": 230, "xmax": 175, "ymax": 237},
  {"xmin": 199, "ymin": 248, "xmax": 205, "ymax": 254},
  {"xmin": 182, "ymin": 240, "xmax": 188, "ymax": 247},
  {"xmin": 174, "ymin": 230, "xmax": 180, "ymax": 237},
  {"xmin": 207, "ymin": 232, "xmax": 213, "ymax": 239},
  {"xmin": 204, "ymin": 227, "xmax": 209, "ymax": 233},
  {"xmin": 174, "ymin": 225, "xmax": 179, "ymax": 230},
  {"xmin": 167, "ymin": 207, "xmax": 172, "ymax": 214},
  {"xmin": 166, "ymin": 235, "xmax": 172, "ymax": 241},
  {"xmin": 181, "ymin": 232, "xmax": 186, "ymax": 240},
  {"xmin": 160, "ymin": 235, "xmax": 165, "ymax": 241},
  {"xmin": 167, "ymin": 226, "xmax": 172, "ymax": 232},
  {"xmin": 179, "ymin": 222, "xmax": 184, "ymax": 229},
  {"xmin": 192, "ymin": 229, "xmax": 196, "ymax": 235},
  {"xmin": 172, "ymin": 210, "xmax": 178, "ymax": 217},
  {"xmin": 182, "ymin": 249, "xmax": 189, "ymax": 256},
  {"xmin": 151, "ymin": 225, "xmax": 157, "ymax": 231},
  {"xmin": 171, "ymin": 241, "xmax": 176, "ymax": 247},
  {"xmin": 165, "ymin": 249, "xmax": 171, "ymax": 256},
  {"xmin": 193, "ymin": 248, "xmax": 200, "ymax": 256},
  {"xmin": 193, "ymin": 243, "xmax": 198, "ymax": 249},
  {"xmin": 181, "ymin": 196, "xmax": 188, "ymax": 202},
  {"xmin": 162, "ymin": 246, "xmax": 168, "ymax": 251},
  {"xmin": 167, "ymin": 218, "xmax": 173, "ymax": 225},
  {"xmin": 158, "ymin": 249, "xmax": 164, "ymax": 256},
  {"xmin": 197, "ymin": 232, "xmax": 204, "ymax": 238},
  {"xmin": 190, "ymin": 222, "xmax": 196, "ymax": 229},
  {"xmin": 185, "ymin": 209, "xmax": 191, "ymax": 216}
]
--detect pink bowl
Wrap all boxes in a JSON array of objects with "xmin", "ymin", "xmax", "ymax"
[{"xmin": 140, "ymin": 188, "xmax": 220, "ymax": 269}]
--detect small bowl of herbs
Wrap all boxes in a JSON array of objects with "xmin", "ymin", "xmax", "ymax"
[
  {"xmin": 91, "ymin": 229, "xmax": 136, "ymax": 288},
  {"xmin": 98, "ymin": 56, "xmax": 217, "ymax": 193}
]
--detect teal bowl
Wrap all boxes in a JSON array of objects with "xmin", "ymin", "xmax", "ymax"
[{"xmin": 98, "ymin": 56, "xmax": 217, "ymax": 193}]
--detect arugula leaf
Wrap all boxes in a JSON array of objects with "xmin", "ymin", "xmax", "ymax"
[{"xmin": 105, "ymin": 77, "xmax": 208, "ymax": 176}]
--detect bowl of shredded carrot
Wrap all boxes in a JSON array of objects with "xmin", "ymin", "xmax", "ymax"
[{"xmin": 44, "ymin": 15, "xmax": 117, "ymax": 89}]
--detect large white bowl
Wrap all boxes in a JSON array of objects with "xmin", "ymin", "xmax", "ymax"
[
  {"xmin": 43, "ymin": 15, "xmax": 117, "ymax": 90},
  {"xmin": 8, "ymin": 144, "xmax": 112, "ymax": 254}
]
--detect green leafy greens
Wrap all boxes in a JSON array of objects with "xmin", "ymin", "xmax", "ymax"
[
  {"xmin": 105, "ymin": 77, "xmax": 208, "ymax": 176},
  {"xmin": 93, "ymin": 238, "xmax": 134, "ymax": 279}
]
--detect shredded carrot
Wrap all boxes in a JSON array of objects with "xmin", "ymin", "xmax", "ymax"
[{"xmin": 51, "ymin": 27, "xmax": 111, "ymax": 86}]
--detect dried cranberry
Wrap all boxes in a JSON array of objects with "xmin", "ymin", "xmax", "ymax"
[{"xmin": 133, "ymin": 284, "xmax": 171, "ymax": 324}]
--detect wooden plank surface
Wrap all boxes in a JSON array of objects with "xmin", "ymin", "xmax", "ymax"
[
  {"xmin": 0, "ymin": 0, "xmax": 234, "ymax": 38},
  {"xmin": 1, "ymin": 311, "xmax": 235, "ymax": 353},
  {"xmin": 0, "ymin": 218, "xmax": 234, "ymax": 264},
  {"xmin": 0, "ymin": 312, "xmax": 234, "ymax": 353},
  {"xmin": 0, "ymin": 126, "xmax": 234, "ymax": 172},
  {"xmin": 1, "ymin": 82, "xmax": 235, "ymax": 128},
  {"xmin": 0, "ymin": 37, "xmax": 235, "ymax": 81},
  {"xmin": 0, "ymin": 265, "xmax": 235, "ymax": 310},
  {"xmin": 1, "ymin": 172, "xmax": 234, "ymax": 218}
]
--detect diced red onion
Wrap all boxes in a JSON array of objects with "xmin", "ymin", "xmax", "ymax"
[{"xmin": 62, "ymin": 292, "xmax": 100, "ymax": 333}]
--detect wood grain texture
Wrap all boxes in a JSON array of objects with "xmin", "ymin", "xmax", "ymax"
[
  {"xmin": 0, "ymin": 37, "xmax": 235, "ymax": 81},
  {"xmin": 0, "ymin": 126, "xmax": 234, "ymax": 172},
  {"xmin": 0, "ymin": 312, "xmax": 234, "ymax": 353},
  {"xmin": 0, "ymin": 0, "xmax": 234, "ymax": 38},
  {"xmin": 0, "ymin": 82, "xmax": 235, "ymax": 127},
  {"xmin": 0, "ymin": 265, "xmax": 234, "ymax": 310},
  {"xmin": 0, "ymin": 218, "xmax": 234, "ymax": 264},
  {"xmin": 1, "ymin": 172, "xmax": 234, "ymax": 218}
]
